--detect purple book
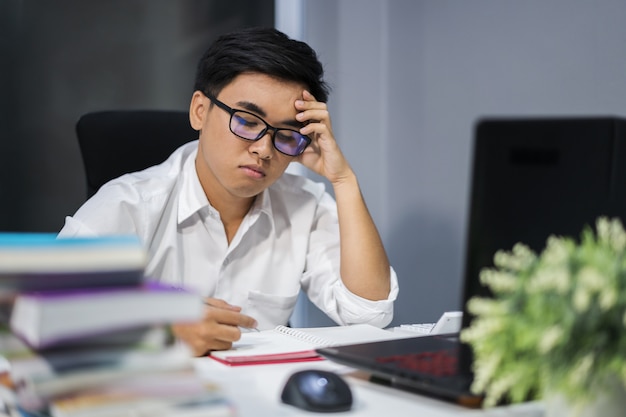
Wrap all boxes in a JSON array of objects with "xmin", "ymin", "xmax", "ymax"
[{"xmin": 9, "ymin": 281, "xmax": 203, "ymax": 350}]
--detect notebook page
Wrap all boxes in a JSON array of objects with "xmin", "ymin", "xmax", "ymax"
[
  {"xmin": 209, "ymin": 324, "xmax": 413, "ymax": 364},
  {"xmin": 295, "ymin": 324, "xmax": 412, "ymax": 346}
]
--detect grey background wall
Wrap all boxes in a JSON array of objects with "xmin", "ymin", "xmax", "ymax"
[
  {"xmin": 294, "ymin": 0, "xmax": 626, "ymax": 327},
  {"xmin": 3, "ymin": 1, "xmax": 626, "ymax": 328}
]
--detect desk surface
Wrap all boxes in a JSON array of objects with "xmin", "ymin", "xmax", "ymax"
[{"xmin": 193, "ymin": 357, "xmax": 544, "ymax": 417}]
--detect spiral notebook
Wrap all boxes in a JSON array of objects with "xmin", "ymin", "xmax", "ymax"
[{"xmin": 208, "ymin": 324, "xmax": 415, "ymax": 366}]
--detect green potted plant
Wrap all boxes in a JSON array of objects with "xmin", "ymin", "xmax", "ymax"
[{"xmin": 461, "ymin": 217, "xmax": 626, "ymax": 416}]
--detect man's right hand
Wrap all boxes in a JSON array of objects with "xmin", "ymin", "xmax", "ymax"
[{"xmin": 170, "ymin": 297, "xmax": 258, "ymax": 356}]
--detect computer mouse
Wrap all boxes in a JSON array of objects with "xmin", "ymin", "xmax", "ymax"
[{"xmin": 281, "ymin": 369, "xmax": 353, "ymax": 413}]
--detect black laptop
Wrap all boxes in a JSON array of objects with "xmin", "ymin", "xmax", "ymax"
[{"xmin": 317, "ymin": 116, "xmax": 626, "ymax": 407}]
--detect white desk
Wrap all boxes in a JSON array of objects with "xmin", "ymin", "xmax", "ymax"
[{"xmin": 193, "ymin": 357, "xmax": 544, "ymax": 417}]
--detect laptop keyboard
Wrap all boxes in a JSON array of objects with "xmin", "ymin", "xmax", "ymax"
[
  {"xmin": 398, "ymin": 323, "xmax": 435, "ymax": 334},
  {"xmin": 375, "ymin": 348, "xmax": 459, "ymax": 376}
]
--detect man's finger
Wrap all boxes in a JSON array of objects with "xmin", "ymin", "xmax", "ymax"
[{"xmin": 203, "ymin": 297, "xmax": 241, "ymax": 311}]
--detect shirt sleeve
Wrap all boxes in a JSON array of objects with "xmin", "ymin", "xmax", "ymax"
[
  {"xmin": 57, "ymin": 181, "xmax": 145, "ymax": 238},
  {"xmin": 328, "ymin": 267, "xmax": 399, "ymax": 327},
  {"xmin": 58, "ymin": 216, "xmax": 99, "ymax": 237}
]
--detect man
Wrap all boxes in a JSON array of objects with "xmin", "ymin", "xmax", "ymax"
[{"xmin": 59, "ymin": 27, "xmax": 398, "ymax": 355}]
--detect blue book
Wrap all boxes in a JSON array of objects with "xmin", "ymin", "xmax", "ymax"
[{"xmin": 0, "ymin": 233, "xmax": 147, "ymax": 296}]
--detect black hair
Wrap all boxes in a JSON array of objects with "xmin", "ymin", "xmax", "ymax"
[{"xmin": 193, "ymin": 27, "xmax": 330, "ymax": 103}]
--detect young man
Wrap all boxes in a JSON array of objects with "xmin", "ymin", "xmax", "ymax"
[{"xmin": 59, "ymin": 27, "xmax": 398, "ymax": 355}]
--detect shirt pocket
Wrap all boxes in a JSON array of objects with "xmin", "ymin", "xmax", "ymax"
[{"xmin": 246, "ymin": 290, "xmax": 299, "ymax": 330}]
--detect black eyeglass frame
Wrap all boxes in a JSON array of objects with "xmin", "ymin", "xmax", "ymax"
[{"xmin": 204, "ymin": 91, "xmax": 311, "ymax": 157}]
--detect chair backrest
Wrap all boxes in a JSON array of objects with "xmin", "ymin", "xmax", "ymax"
[{"xmin": 76, "ymin": 110, "xmax": 198, "ymax": 198}]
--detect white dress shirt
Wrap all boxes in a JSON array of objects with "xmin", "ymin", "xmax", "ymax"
[{"xmin": 59, "ymin": 141, "xmax": 398, "ymax": 329}]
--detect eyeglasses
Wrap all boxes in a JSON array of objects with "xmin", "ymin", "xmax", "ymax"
[{"xmin": 204, "ymin": 92, "xmax": 311, "ymax": 156}]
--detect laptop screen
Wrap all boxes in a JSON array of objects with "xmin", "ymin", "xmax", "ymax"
[{"xmin": 460, "ymin": 117, "xmax": 626, "ymax": 332}]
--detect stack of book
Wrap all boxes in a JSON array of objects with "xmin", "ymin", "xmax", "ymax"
[{"xmin": 0, "ymin": 233, "xmax": 233, "ymax": 417}]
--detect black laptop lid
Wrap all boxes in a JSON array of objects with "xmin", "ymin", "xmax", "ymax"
[{"xmin": 461, "ymin": 117, "xmax": 626, "ymax": 330}]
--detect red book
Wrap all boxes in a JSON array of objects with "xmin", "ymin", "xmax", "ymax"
[{"xmin": 208, "ymin": 324, "xmax": 415, "ymax": 366}]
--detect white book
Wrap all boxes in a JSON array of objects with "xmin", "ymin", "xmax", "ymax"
[
  {"xmin": 16, "ymin": 346, "xmax": 194, "ymax": 405},
  {"xmin": 7, "ymin": 348, "xmax": 234, "ymax": 417},
  {"xmin": 48, "ymin": 369, "xmax": 234, "ymax": 417},
  {"xmin": 9, "ymin": 282, "xmax": 203, "ymax": 349}
]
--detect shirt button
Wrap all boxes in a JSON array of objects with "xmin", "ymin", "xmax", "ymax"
[{"xmin": 223, "ymin": 257, "xmax": 230, "ymax": 266}]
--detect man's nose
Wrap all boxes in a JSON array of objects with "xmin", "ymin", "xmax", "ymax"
[{"xmin": 249, "ymin": 131, "xmax": 273, "ymax": 159}]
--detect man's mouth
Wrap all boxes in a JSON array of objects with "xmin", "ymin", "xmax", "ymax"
[{"xmin": 241, "ymin": 165, "xmax": 266, "ymax": 179}]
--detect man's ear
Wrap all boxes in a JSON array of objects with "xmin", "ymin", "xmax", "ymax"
[{"xmin": 189, "ymin": 91, "xmax": 207, "ymax": 131}]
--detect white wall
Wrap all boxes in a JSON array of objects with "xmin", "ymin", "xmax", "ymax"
[{"xmin": 291, "ymin": 0, "xmax": 626, "ymax": 326}]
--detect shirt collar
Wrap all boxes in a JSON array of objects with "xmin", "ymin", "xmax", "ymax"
[
  {"xmin": 177, "ymin": 149, "xmax": 275, "ymax": 227},
  {"xmin": 178, "ymin": 150, "xmax": 211, "ymax": 224},
  {"xmin": 249, "ymin": 187, "xmax": 274, "ymax": 229}
]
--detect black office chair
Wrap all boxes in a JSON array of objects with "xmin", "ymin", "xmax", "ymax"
[{"xmin": 76, "ymin": 110, "xmax": 198, "ymax": 198}]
